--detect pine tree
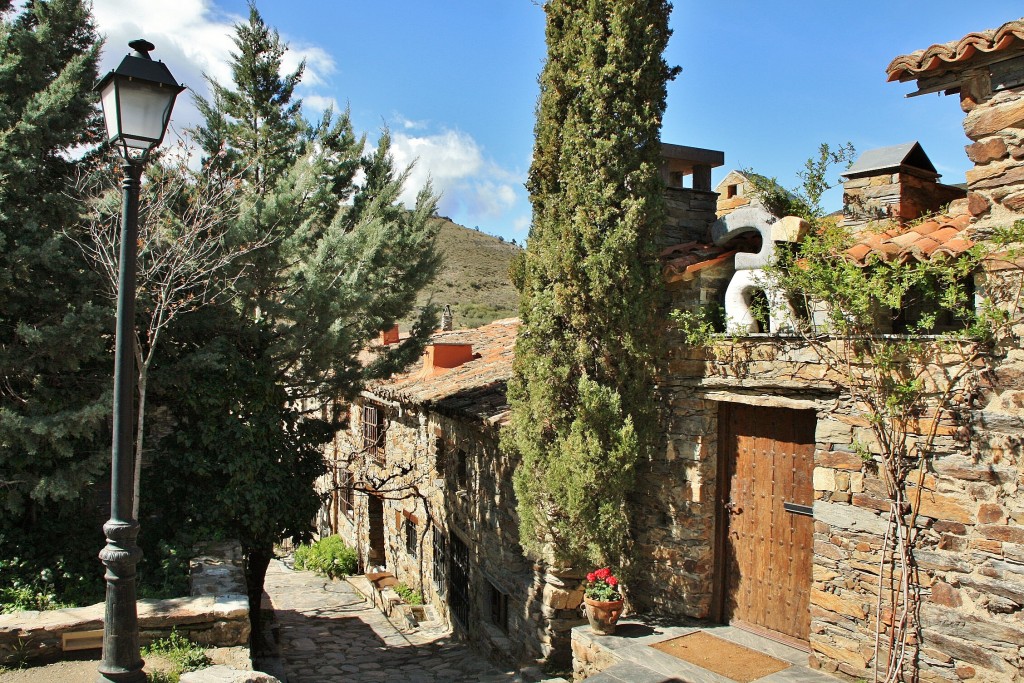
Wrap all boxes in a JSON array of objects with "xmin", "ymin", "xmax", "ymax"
[
  {"xmin": 503, "ymin": 0, "xmax": 677, "ymax": 568},
  {"xmin": 0, "ymin": 0, "xmax": 107, "ymax": 516},
  {"xmin": 159, "ymin": 5, "xmax": 441, "ymax": 623}
]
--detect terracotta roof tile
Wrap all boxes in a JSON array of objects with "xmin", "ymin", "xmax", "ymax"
[
  {"xmin": 845, "ymin": 215, "xmax": 975, "ymax": 266},
  {"xmin": 366, "ymin": 318, "xmax": 519, "ymax": 423},
  {"xmin": 887, "ymin": 18, "xmax": 1024, "ymax": 82},
  {"xmin": 661, "ymin": 242, "xmax": 735, "ymax": 283}
]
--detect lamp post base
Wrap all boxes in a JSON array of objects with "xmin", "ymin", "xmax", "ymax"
[{"xmin": 96, "ymin": 521, "xmax": 145, "ymax": 683}]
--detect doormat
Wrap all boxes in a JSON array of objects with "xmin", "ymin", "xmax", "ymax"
[{"xmin": 649, "ymin": 631, "xmax": 790, "ymax": 683}]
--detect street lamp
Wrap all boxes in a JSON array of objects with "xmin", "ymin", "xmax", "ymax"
[{"xmin": 95, "ymin": 39, "xmax": 184, "ymax": 683}]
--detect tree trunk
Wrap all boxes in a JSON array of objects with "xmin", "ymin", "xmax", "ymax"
[{"xmin": 244, "ymin": 541, "xmax": 274, "ymax": 653}]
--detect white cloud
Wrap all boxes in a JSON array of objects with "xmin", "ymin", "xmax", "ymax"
[
  {"xmin": 386, "ymin": 128, "xmax": 527, "ymax": 234},
  {"xmin": 93, "ymin": 0, "xmax": 333, "ymax": 130}
]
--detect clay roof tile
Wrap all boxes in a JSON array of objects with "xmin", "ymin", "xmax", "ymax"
[{"xmin": 887, "ymin": 18, "xmax": 1024, "ymax": 81}]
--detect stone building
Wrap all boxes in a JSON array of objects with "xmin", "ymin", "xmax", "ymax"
[
  {"xmin": 323, "ymin": 319, "xmax": 587, "ymax": 669},
  {"xmin": 626, "ymin": 17, "xmax": 1024, "ymax": 683},
  {"xmin": 319, "ymin": 21, "xmax": 1024, "ymax": 678}
]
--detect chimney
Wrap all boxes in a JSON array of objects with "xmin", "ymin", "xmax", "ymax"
[
  {"xmin": 841, "ymin": 142, "xmax": 966, "ymax": 232},
  {"xmin": 440, "ymin": 304, "xmax": 453, "ymax": 331},
  {"xmin": 422, "ymin": 343, "xmax": 475, "ymax": 375},
  {"xmin": 380, "ymin": 324, "xmax": 400, "ymax": 345}
]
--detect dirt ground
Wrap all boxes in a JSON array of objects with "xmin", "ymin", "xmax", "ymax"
[{"xmin": 0, "ymin": 654, "xmax": 176, "ymax": 683}]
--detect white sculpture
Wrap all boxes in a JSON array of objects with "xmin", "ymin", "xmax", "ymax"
[{"xmin": 711, "ymin": 207, "xmax": 808, "ymax": 334}]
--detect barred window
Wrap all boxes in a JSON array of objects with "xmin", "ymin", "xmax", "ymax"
[
  {"xmin": 432, "ymin": 527, "xmax": 447, "ymax": 595},
  {"xmin": 362, "ymin": 403, "xmax": 385, "ymax": 465},
  {"xmin": 340, "ymin": 470, "xmax": 354, "ymax": 517}
]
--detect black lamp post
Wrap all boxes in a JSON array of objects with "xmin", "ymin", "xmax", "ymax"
[{"xmin": 94, "ymin": 39, "xmax": 184, "ymax": 683}]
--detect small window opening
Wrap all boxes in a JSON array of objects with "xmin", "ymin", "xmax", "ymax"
[
  {"xmin": 489, "ymin": 582, "xmax": 509, "ymax": 633},
  {"xmin": 456, "ymin": 448, "xmax": 468, "ymax": 490},
  {"xmin": 726, "ymin": 183, "xmax": 740, "ymax": 199},
  {"xmin": 405, "ymin": 517, "xmax": 417, "ymax": 558}
]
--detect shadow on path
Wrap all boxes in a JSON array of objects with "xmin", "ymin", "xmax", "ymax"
[{"xmin": 256, "ymin": 559, "xmax": 515, "ymax": 683}]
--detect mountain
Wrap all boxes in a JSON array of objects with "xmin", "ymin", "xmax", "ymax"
[{"xmin": 416, "ymin": 218, "xmax": 522, "ymax": 329}]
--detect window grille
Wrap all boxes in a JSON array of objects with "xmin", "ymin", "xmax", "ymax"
[
  {"xmin": 340, "ymin": 470, "xmax": 354, "ymax": 517},
  {"xmin": 449, "ymin": 534, "xmax": 470, "ymax": 629},
  {"xmin": 362, "ymin": 403, "xmax": 385, "ymax": 465},
  {"xmin": 432, "ymin": 527, "xmax": 447, "ymax": 595}
]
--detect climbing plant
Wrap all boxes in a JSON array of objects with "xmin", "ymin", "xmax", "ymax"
[
  {"xmin": 736, "ymin": 148, "xmax": 1024, "ymax": 681},
  {"xmin": 502, "ymin": 0, "xmax": 678, "ymax": 568}
]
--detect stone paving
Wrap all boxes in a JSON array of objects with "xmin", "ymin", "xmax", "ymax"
[{"xmin": 258, "ymin": 559, "xmax": 519, "ymax": 683}]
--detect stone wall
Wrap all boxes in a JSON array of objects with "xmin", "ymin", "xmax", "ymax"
[
  {"xmin": 328, "ymin": 397, "xmax": 586, "ymax": 670},
  {"xmin": 961, "ymin": 75, "xmax": 1024, "ymax": 227},
  {"xmin": 661, "ymin": 187, "xmax": 718, "ymax": 249},
  {"xmin": 645, "ymin": 260, "xmax": 1024, "ymax": 681},
  {"xmin": 0, "ymin": 542, "xmax": 250, "ymax": 664}
]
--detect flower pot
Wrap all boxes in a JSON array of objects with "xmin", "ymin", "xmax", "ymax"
[{"xmin": 584, "ymin": 596, "xmax": 624, "ymax": 635}]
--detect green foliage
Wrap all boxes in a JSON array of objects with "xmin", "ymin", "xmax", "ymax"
[
  {"xmin": 0, "ymin": 0, "xmax": 109, "ymax": 518},
  {"xmin": 293, "ymin": 536, "xmax": 358, "ymax": 578},
  {"xmin": 743, "ymin": 142, "xmax": 855, "ymax": 222},
  {"xmin": 143, "ymin": 630, "xmax": 212, "ymax": 681},
  {"xmin": 669, "ymin": 303, "xmax": 725, "ymax": 346},
  {"xmin": 394, "ymin": 583, "xmax": 424, "ymax": 605},
  {"xmin": 504, "ymin": 0, "xmax": 676, "ymax": 568},
  {"xmin": 135, "ymin": 5, "xmax": 441, "ymax": 619}
]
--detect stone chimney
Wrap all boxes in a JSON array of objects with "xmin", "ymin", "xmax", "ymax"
[
  {"xmin": 440, "ymin": 304, "xmax": 453, "ymax": 332},
  {"xmin": 659, "ymin": 142, "xmax": 725, "ymax": 248},
  {"xmin": 841, "ymin": 142, "xmax": 966, "ymax": 231}
]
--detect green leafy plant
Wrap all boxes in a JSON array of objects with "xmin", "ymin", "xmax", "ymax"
[
  {"xmin": 583, "ymin": 567, "xmax": 622, "ymax": 602},
  {"xmin": 394, "ymin": 583, "xmax": 424, "ymax": 605},
  {"xmin": 293, "ymin": 536, "xmax": 358, "ymax": 579},
  {"xmin": 142, "ymin": 630, "xmax": 212, "ymax": 681},
  {"xmin": 669, "ymin": 303, "xmax": 724, "ymax": 346}
]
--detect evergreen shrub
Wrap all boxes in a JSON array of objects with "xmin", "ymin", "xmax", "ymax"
[{"xmin": 293, "ymin": 536, "xmax": 358, "ymax": 578}]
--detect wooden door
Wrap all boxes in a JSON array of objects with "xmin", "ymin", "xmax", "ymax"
[
  {"xmin": 367, "ymin": 495, "xmax": 385, "ymax": 569},
  {"xmin": 719, "ymin": 403, "xmax": 815, "ymax": 642}
]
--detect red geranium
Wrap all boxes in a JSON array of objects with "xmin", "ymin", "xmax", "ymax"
[{"xmin": 584, "ymin": 567, "xmax": 622, "ymax": 602}]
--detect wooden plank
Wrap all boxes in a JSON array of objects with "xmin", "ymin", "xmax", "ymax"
[{"xmin": 62, "ymin": 629, "xmax": 103, "ymax": 652}]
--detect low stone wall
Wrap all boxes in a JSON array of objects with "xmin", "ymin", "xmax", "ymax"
[{"xmin": 0, "ymin": 541, "xmax": 250, "ymax": 664}]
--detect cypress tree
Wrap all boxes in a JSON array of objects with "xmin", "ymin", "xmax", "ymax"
[{"xmin": 504, "ymin": 0, "xmax": 677, "ymax": 568}]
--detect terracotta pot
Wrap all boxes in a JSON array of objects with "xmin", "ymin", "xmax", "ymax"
[{"xmin": 584, "ymin": 595, "xmax": 624, "ymax": 635}]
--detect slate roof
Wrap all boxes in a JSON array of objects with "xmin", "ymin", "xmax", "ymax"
[
  {"xmin": 843, "ymin": 142, "xmax": 937, "ymax": 178},
  {"xmin": 366, "ymin": 318, "xmax": 519, "ymax": 425},
  {"xmin": 844, "ymin": 212, "xmax": 973, "ymax": 267},
  {"xmin": 887, "ymin": 18, "xmax": 1024, "ymax": 82},
  {"xmin": 661, "ymin": 242, "xmax": 735, "ymax": 283}
]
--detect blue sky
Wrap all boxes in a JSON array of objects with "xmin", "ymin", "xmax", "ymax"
[{"xmin": 93, "ymin": 1, "xmax": 1024, "ymax": 241}]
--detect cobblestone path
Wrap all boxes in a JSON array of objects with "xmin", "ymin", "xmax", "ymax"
[{"xmin": 260, "ymin": 559, "xmax": 518, "ymax": 683}]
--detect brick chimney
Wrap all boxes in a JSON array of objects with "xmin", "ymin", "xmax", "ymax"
[{"xmin": 380, "ymin": 324, "xmax": 400, "ymax": 345}]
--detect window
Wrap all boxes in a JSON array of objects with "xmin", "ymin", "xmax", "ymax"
[
  {"xmin": 339, "ymin": 470, "xmax": 354, "ymax": 517},
  {"xmin": 448, "ymin": 534, "xmax": 470, "ymax": 629},
  {"xmin": 405, "ymin": 517, "xmax": 417, "ymax": 558},
  {"xmin": 489, "ymin": 581, "xmax": 509, "ymax": 633},
  {"xmin": 727, "ymin": 183, "xmax": 740, "ymax": 199},
  {"xmin": 456, "ymin": 448, "xmax": 468, "ymax": 490},
  {"xmin": 432, "ymin": 528, "xmax": 447, "ymax": 595},
  {"xmin": 362, "ymin": 403, "xmax": 385, "ymax": 465},
  {"xmin": 434, "ymin": 437, "xmax": 446, "ymax": 474}
]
